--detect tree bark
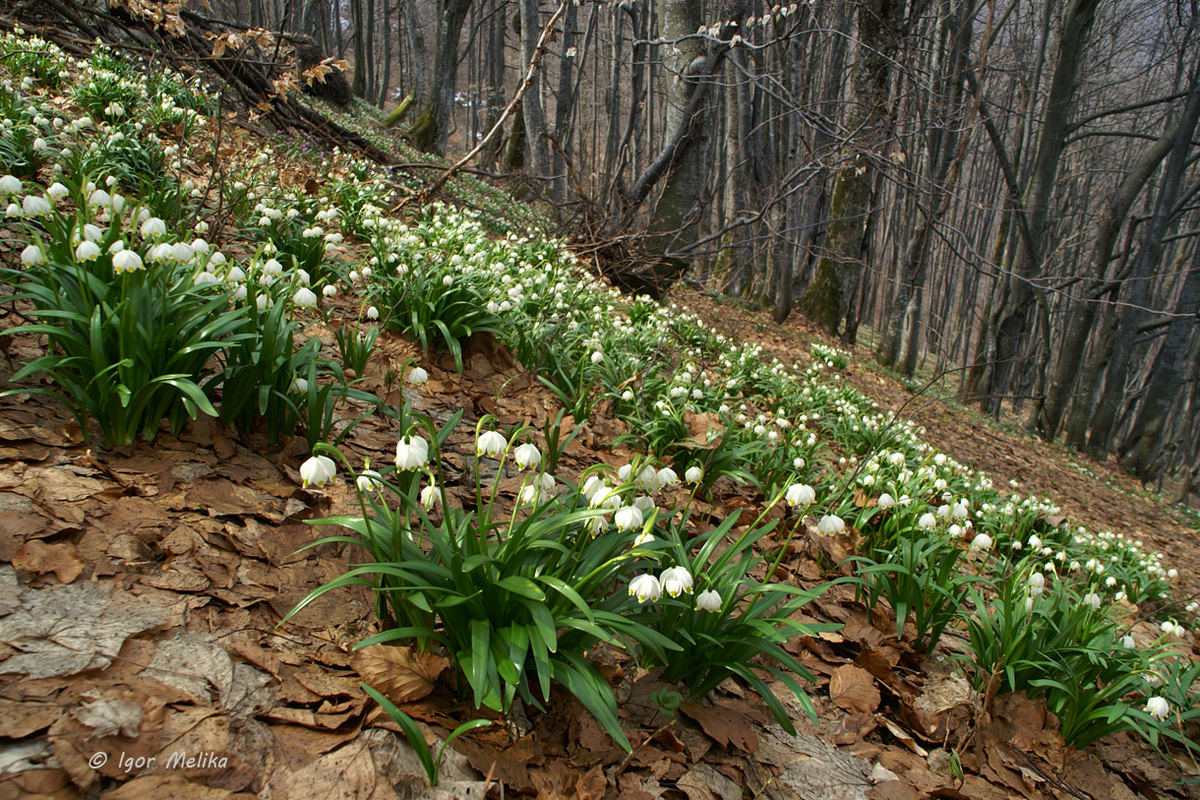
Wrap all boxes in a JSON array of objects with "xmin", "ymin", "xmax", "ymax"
[
  {"xmin": 1035, "ymin": 124, "xmax": 1177, "ymax": 439},
  {"xmin": 1120, "ymin": 244, "xmax": 1200, "ymax": 479},
  {"xmin": 975, "ymin": 0, "xmax": 1101, "ymax": 416},
  {"xmin": 798, "ymin": 0, "xmax": 902, "ymax": 342},
  {"xmin": 409, "ymin": 0, "xmax": 474, "ymax": 153},
  {"xmin": 1086, "ymin": 61, "xmax": 1200, "ymax": 458}
]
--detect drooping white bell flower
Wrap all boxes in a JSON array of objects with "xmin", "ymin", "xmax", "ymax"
[
  {"xmin": 408, "ymin": 366, "xmax": 429, "ymax": 385},
  {"xmin": 420, "ymin": 482, "xmax": 444, "ymax": 510},
  {"xmin": 1144, "ymin": 696, "xmax": 1170, "ymax": 720},
  {"xmin": 970, "ymin": 532, "xmax": 994, "ymax": 552},
  {"xmin": 299, "ymin": 455, "xmax": 337, "ymax": 488},
  {"xmin": 660, "ymin": 566, "xmax": 694, "ymax": 597},
  {"xmin": 695, "ymin": 589, "xmax": 722, "ymax": 613},
  {"xmin": 111, "ymin": 249, "xmax": 144, "ymax": 274},
  {"xmin": 395, "ymin": 435, "xmax": 430, "ymax": 471},
  {"xmin": 20, "ymin": 244, "xmax": 45, "ymax": 266},
  {"xmin": 140, "ymin": 216, "xmax": 167, "ymax": 239},
  {"xmin": 654, "ymin": 467, "xmax": 679, "ymax": 490},
  {"xmin": 293, "ymin": 286, "xmax": 318, "ymax": 308},
  {"xmin": 817, "ymin": 514, "xmax": 845, "ymax": 536},
  {"xmin": 786, "ymin": 483, "xmax": 816, "ymax": 507},
  {"xmin": 22, "ymin": 195, "xmax": 51, "ymax": 217},
  {"xmin": 476, "ymin": 430, "xmax": 506, "ymax": 458},
  {"xmin": 685, "ymin": 466, "xmax": 703, "ymax": 484},
  {"xmin": 614, "ymin": 505, "xmax": 643, "ymax": 532},
  {"xmin": 513, "ymin": 443, "xmax": 541, "ymax": 470},
  {"xmin": 74, "ymin": 241, "xmax": 101, "ymax": 261},
  {"xmin": 629, "ymin": 574, "xmax": 662, "ymax": 604}
]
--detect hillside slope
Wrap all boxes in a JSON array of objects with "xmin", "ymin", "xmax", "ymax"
[{"xmin": 0, "ymin": 15, "xmax": 1197, "ymax": 800}]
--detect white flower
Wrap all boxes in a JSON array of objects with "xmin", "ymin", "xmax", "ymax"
[
  {"xmin": 614, "ymin": 505, "xmax": 644, "ymax": 532},
  {"xmin": 621, "ymin": 390, "xmax": 635, "ymax": 401},
  {"xmin": 1029, "ymin": 572, "xmax": 1046, "ymax": 596},
  {"xmin": 632, "ymin": 495, "xmax": 655, "ymax": 513},
  {"xmin": 629, "ymin": 574, "xmax": 662, "ymax": 603},
  {"xmin": 20, "ymin": 244, "xmax": 44, "ymax": 266},
  {"xmin": 367, "ymin": 306, "xmax": 379, "ymax": 320},
  {"xmin": 293, "ymin": 287, "xmax": 318, "ymax": 308},
  {"xmin": 1121, "ymin": 634, "xmax": 1136, "ymax": 649},
  {"xmin": 786, "ymin": 483, "xmax": 816, "ymax": 507},
  {"xmin": 1144, "ymin": 696, "xmax": 1170, "ymax": 720},
  {"xmin": 513, "ymin": 443, "xmax": 541, "ymax": 470},
  {"xmin": 299, "ymin": 455, "xmax": 337, "ymax": 488},
  {"xmin": 970, "ymin": 533, "xmax": 994, "ymax": 552},
  {"xmin": 88, "ymin": 188, "xmax": 111, "ymax": 208},
  {"xmin": 45, "ymin": 182, "xmax": 67, "ymax": 202},
  {"xmin": 632, "ymin": 531, "xmax": 655, "ymax": 547},
  {"xmin": 476, "ymin": 430, "xmax": 507, "ymax": 458},
  {"xmin": 395, "ymin": 435, "xmax": 430, "ymax": 471},
  {"xmin": 590, "ymin": 351, "xmax": 604, "ymax": 364},
  {"xmin": 22, "ymin": 195, "xmax": 51, "ymax": 217},
  {"xmin": 695, "ymin": 589, "xmax": 722, "ymax": 613},
  {"xmin": 420, "ymin": 482, "xmax": 444, "ymax": 510},
  {"xmin": 918, "ymin": 512, "xmax": 937, "ymax": 529},
  {"xmin": 582, "ymin": 475, "xmax": 606, "ymax": 500},
  {"xmin": 635, "ymin": 464, "xmax": 657, "ymax": 491},
  {"xmin": 408, "ymin": 366, "xmax": 429, "ymax": 385},
  {"xmin": 356, "ymin": 469, "xmax": 383, "ymax": 492},
  {"xmin": 73, "ymin": 241, "xmax": 100, "ymax": 261},
  {"xmin": 817, "ymin": 514, "xmax": 845, "ymax": 536},
  {"xmin": 140, "ymin": 216, "xmax": 167, "ymax": 239},
  {"xmin": 660, "ymin": 566, "xmax": 694, "ymax": 597},
  {"xmin": 323, "ymin": 284, "xmax": 338, "ymax": 297},
  {"xmin": 0, "ymin": 175, "xmax": 20, "ymax": 194},
  {"xmin": 685, "ymin": 466, "xmax": 703, "ymax": 484},
  {"xmin": 1167, "ymin": 568, "xmax": 1178, "ymax": 579},
  {"xmin": 878, "ymin": 493, "xmax": 895, "ymax": 509},
  {"xmin": 519, "ymin": 484, "xmax": 542, "ymax": 505},
  {"xmin": 654, "ymin": 467, "xmax": 679, "ymax": 490}
]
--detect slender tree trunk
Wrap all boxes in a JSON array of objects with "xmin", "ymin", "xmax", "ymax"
[
  {"xmin": 1121, "ymin": 244, "xmax": 1200, "ymax": 478},
  {"xmin": 974, "ymin": 0, "xmax": 1101, "ymax": 415},
  {"xmin": 518, "ymin": 0, "xmax": 551, "ymax": 177},
  {"xmin": 1035, "ymin": 124, "xmax": 1177, "ymax": 439},
  {"xmin": 409, "ymin": 0, "xmax": 474, "ymax": 153},
  {"xmin": 798, "ymin": 0, "xmax": 902, "ymax": 342},
  {"xmin": 1086, "ymin": 62, "xmax": 1200, "ymax": 457}
]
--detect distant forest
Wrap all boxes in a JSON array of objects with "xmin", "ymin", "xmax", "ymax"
[{"xmin": 206, "ymin": 0, "xmax": 1200, "ymax": 494}]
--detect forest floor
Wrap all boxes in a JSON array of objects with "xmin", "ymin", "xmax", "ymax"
[
  {"xmin": 2, "ymin": 269, "xmax": 1199, "ymax": 800},
  {"xmin": 0, "ymin": 11, "xmax": 1198, "ymax": 795}
]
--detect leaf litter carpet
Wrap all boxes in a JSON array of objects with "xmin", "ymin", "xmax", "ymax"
[{"xmin": 0, "ymin": 288, "xmax": 1197, "ymax": 800}]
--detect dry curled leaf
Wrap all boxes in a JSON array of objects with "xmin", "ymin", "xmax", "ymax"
[
  {"xmin": 354, "ymin": 644, "xmax": 448, "ymax": 704},
  {"xmin": 11, "ymin": 540, "xmax": 84, "ymax": 583},
  {"xmin": 830, "ymin": 664, "xmax": 880, "ymax": 714}
]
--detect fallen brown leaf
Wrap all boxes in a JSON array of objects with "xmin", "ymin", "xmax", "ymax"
[
  {"xmin": 12, "ymin": 540, "xmax": 85, "ymax": 583},
  {"xmin": 830, "ymin": 665, "xmax": 880, "ymax": 714},
  {"xmin": 354, "ymin": 644, "xmax": 449, "ymax": 704}
]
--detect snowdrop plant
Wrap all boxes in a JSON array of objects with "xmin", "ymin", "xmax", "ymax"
[
  {"xmin": 286, "ymin": 411, "xmax": 677, "ymax": 753},
  {"xmin": 624, "ymin": 492, "xmax": 836, "ymax": 732},
  {"xmin": 1, "ymin": 205, "xmax": 245, "ymax": 444}
]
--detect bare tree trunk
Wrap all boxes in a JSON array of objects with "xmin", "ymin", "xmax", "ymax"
[
  {"xmin": 409, "ymin": 0, "xmax": 474, "ymax": 153},
  {"xmin": 1035, "ymin": 124, "xmax": 1176, "ymax": 439},
  {"xmin": 798, "ymin": 0, "xmax": 902, "ymax": 342},
  {"xmin": 518, "ymin": 0, "xmax": 551, "ymax": 177},
  {"xmin": 1121, "ymin": 243, "xmax": 1200, "ymax": 478},
  {"xmin": 974, "ymin": 0, "xmax": 1101, "ymax": 415},
  {"xmin": 1086, "ymin": 61, "xmax": 1200, "ymax": 458}
]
